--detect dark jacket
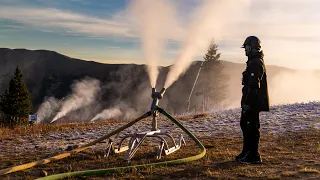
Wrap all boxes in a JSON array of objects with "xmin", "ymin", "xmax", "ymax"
[{"xmin": 241, "ymin": 51, "xmax": 270, "ymax": 112}]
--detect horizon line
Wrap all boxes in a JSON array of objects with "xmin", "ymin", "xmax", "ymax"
[{"xmin": 0, "ymin": 47, "xmax": 316, "ymax": 71}]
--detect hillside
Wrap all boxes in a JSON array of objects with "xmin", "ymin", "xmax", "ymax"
[
  {"xmin": 1, "ymin": 48, "xmax": 318, "ymax": 119},
  {"xmin": 0, "ymin": 48, "xmax": 214, "ymax": 116}
]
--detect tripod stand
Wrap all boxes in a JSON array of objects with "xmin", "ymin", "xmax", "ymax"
[{"xmin": 105, "ymin": 88, "xmax": 186, "ymax": 162}]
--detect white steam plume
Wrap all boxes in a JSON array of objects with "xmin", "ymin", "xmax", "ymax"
[
  {"xmin": 164, "ymin": 0, "xmax": 251, "ymax": 88},
  {"xmin": 126, "ymin": 0, "xmax": 176, "ymax": 87},
  {"xmin": 51, "ymin": 78, "xmax": 100, "ymax": 123},
  {"xmin": 35, "ymin": 97, "xmax": 60, "ymax": 124},
  {"xmin": 268, "ymin": 70, "xmax": 320, "ymax": 105},
  {"xmin": 90, "ymin": 107, "xmax": 122, "ymax": 122},
  {"xmin": 220, "ymin": 65, "xmax": 320, "ymax": 110}
]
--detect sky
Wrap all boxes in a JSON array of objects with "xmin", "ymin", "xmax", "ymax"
[{"xmin": 1, "ymin": 0, "xmax": 320, "ymax": 69}]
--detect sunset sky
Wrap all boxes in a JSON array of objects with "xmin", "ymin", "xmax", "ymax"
[{"xmin": 0, "ymin": 0, "xmax": 319, "ymax": 69}]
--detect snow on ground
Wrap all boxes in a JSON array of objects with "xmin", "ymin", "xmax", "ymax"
[{"xmin": 0, "ymin": 102, "xmax": 319, "ymax": 156}]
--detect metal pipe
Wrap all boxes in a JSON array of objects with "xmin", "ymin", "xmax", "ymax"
[
  {"xmin": 159, "ymin": 88, "xmax": 166, "ymax": 99},
  {"xmin": 187, "ymin": 61, "xmax": 204, "ymax": 112},
  {"xmin": 150, "ymin": 88, "xmax": 166, "ymax": 131}
]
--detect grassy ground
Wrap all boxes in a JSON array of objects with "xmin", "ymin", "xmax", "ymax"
[{"xmin": 0, "ymin": 122, "xmax": 319, "ymax": 180}]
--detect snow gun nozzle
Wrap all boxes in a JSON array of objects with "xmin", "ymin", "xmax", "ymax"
[
  {"xmin": 151, "ymin": 88, "xmax": 166, "ymax": 112},
  {"xmin": 151, "ymin": 88, "xmax": 166, "ymax": 99}
]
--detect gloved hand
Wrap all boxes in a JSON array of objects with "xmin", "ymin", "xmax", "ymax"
[{"xmin": 242, "ymin": 104, "xmax": 251, "ymax": 112}]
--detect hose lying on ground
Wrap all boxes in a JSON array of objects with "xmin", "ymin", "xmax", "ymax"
[
  {"xmin": 35, "ymin": 108, "xmax": 206, "ymax": 180},
  {"xmin": 0, "ymin": 112, "xmax": 151, "ymax": 175}
]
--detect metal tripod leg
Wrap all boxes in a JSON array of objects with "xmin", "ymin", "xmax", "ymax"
[
  {"xmin": 164, "ymin": 134, "xmax": 186, "ymax": 155},
  {"xmin": 104, "ymin": 111, "xmax": 151, "ymax": 159},
  {"xmin": 104, "ymin": 139, "xmax": 130, "ymax": 159},
  {"xmin": 123, "ymin": 132, "xmax": 150, "ymax": 161},
  {"xmin": 104, "ymin": 139, "xmax": 114, "ymax": 158},
  {"xmin": 156, "ymin": 140, "xmax": 165, "ymax": 159},
  {"xmin": 104, "ymin": 107, "xmax": 189, "ymax": 161}
]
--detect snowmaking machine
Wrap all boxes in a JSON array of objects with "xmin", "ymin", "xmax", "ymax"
[{"xmin": 104, "ymin": 88, "xmax": 186, "ymax": 161}]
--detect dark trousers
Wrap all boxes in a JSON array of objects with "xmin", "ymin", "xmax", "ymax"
[{"xmin": 240, "ymin": 109, "xmax": 260, "ymax": 154}]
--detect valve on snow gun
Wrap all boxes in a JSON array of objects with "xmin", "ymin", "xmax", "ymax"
[
  {"xmin": 150, "ymin": 88, "xmax": 166, "ymax": 131},
  {"xmin": 150, "ymin": 88, "xmax": 166, "ymax": 112}
]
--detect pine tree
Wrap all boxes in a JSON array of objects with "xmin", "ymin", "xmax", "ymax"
[
  {"xmin": 194, "ymin": 39, "xmax": 228, "ymax": 111},
  {"xmin": 0, "ymin": 89, "xmax": 11, "ymax": 114},
  {"xmin": 0, "ymin": 66, "xmax": 33, "ymax": 126}
]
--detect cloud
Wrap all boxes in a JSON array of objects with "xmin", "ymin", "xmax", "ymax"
[
  {"xmin": 1, "ymin": 0, "xmax": 320, "ymax": 70},
  {"xmin": 65, "ymin": 0, "xmax": 90, "ymax": 5},
  {"xmin": 0, "ymin": 6, "xmax": 133, "ymax": 38},
  {"xmin": 200, "ymin": 0, "xmax": 320, "ymax": 69}
]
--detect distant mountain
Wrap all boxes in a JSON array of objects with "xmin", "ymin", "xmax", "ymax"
[
  {"xmin": 0, "ymin": 48, "xmax": 308, "ymax": 119},
  {"xmin": 0, "ymin": 48, "xmax": 147, "ymax": 106}
]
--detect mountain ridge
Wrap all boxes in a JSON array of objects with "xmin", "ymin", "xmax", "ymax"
[{"xmin": 0, "ymin": 47, "xmax": 312, "ymax": 116}]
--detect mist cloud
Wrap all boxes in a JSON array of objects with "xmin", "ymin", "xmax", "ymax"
[
  {"xmin": 90, "ymin": 107, "xmax": 122, "ymax": 121},
  {"xmin": 35, "ymin": 97, "xmax": 60, "ymax": 124},
  {"xmin": 51, "ymin": 77, "xmax": 100, "ymax": 123}
]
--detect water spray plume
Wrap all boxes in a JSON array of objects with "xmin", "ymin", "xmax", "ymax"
[
  {"xmin": 35, "ymin": 97, "xmax": 60, "ymax": 124},
  {"xmin": 127, "ymin": 0, "xmax": 176, "ymax": 87},
  {"xmin": 164, "ymin": 0, "xmax": 251, "ymax": 88},
  {"xmin": 51, "ymin": 78, "xmax": 100, "ymax": 123},
  {"xmin": 90, "ymin": 107, "xmax": 122, "ymax": 122}
]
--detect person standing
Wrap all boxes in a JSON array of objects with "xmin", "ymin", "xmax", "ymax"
[{"xmin": 236, "ymin": 36, "xmax": 270, "ymax": 164}]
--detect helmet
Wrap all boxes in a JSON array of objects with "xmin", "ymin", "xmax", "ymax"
[{"xmin": 241, "ymin": 36, "xmax": 261, "ymax": 50}]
